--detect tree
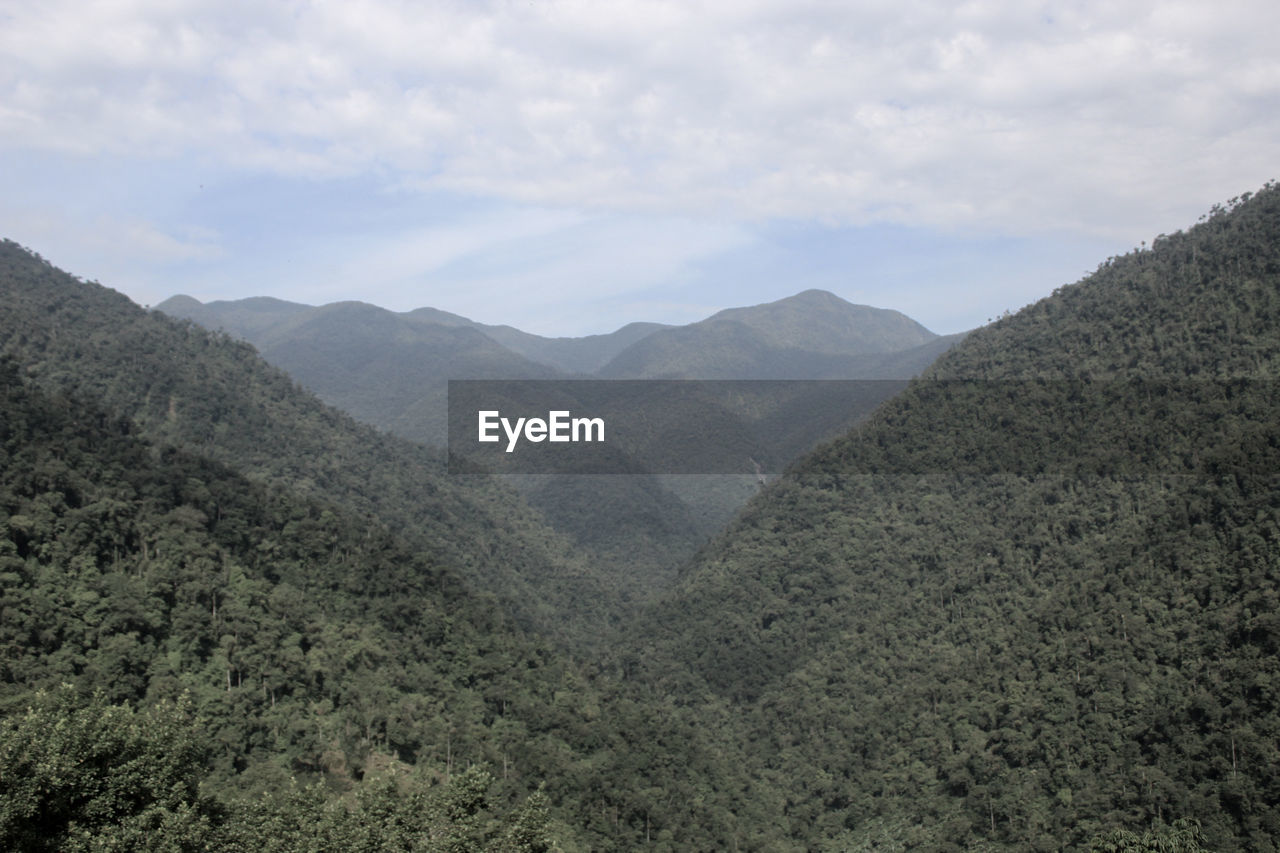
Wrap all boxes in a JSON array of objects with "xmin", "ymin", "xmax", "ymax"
[
  {"xmin": 1089, "ymin": 818, "xmax": 1211, "ymax": 852},
  {"xmin": 0, "ymin": 688, "xmax": 213, "ymax": 852}
]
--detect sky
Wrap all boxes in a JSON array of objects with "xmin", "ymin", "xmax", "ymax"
[{"xmin": 1, "ymin": 0, "xmax": 1277, "ymax": 337}]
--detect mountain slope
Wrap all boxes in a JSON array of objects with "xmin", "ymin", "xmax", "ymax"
[
  {"xmin": 0, "ymin": 242, "xmax": 612, "ymax": 641},
  {"xmin": 156, "ymin": 296, "xmax": 561, "ymax": 446},
  {"xmin": 469, "ymin": 320, "xmax": 673, "ymax": 374},
  {"xmin": 158, "ymin": 288, "xmax": 962, "ymax": 609},
  {"xmin": 626, "ymin": 184, "xmax": 1280, "ymax": 849},
  {"xmin": 0, "ymin": 356, "xmax": 562, "ymax": 778},
  {"xmin": 597, "ymin": 289, "xmax": 943, "ymax": 378}
]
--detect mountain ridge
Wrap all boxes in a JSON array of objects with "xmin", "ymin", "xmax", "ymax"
[
  {"xmin": 155, "ymin": 287, "xmax": 949, "ymax": 381},
  {"xmin": 621, "ymin": 182, "xmax": 1280, "ymax": 849}
]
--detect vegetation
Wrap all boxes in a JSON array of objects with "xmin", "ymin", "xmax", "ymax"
[
  {"xmin": 2, "ymin": 182, "xmax": 1280, "ymax": 849},
  {"xmin": 0, "ymin": 688, "xmax": 554, "ymax": 852},
  {"xmin": 0, "ymin": 242, "xmax": 616, "ymax": 641},
  {"xmin": 627, "ymin": 183, "xmax": 1280, "ymax": 848},
  {"xmin": 159, "ymin": 287, "xmax": 961, "ymax": 605}
]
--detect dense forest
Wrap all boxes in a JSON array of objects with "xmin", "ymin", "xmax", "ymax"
[
  {"xmin": 1, "ymin": 182, "xmax": 1278, "ymax": 849},
  {"xmin": 627, "ymin": 184, "xmax": 1280, "ymax": 849},
  {"xmin": 158, "ymin": 287, "xmax": 961, "ymax": 605}
]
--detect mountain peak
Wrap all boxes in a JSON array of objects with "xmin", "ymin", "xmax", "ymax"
[
  {"xmin": 783, "ymin": 287, "xmax": 845, "ymax": 303},
  {"xmin": 704, "ymin": 288, "xmax": 937, "ymax": 357},
  {"xmin": 153, "ymin": 294, "xmax": 203, "ymax": 312}
]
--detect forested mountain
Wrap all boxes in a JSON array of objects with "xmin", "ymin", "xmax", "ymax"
[
  {"xmin": 0, "ymin": 358, "xmax": 571, "ymax": 848},
  {"xmin": 5, "ymin": 183, "xmax": 1278, "ymax": 850},
  {"xmin": 623, "ymin": 184, "xmax": 1280, "ymax": 849},
  {"xmin": 0, "ymin": 243, "xmax": 622, "ymax": 641},
  {"xmin": 0, "ymin": 241, "xmax": 721, "ymax": 849},
  {"xmin": 597, "ymin": 290, "xmax": 949, "ymax": 379},
  {"xmin": 158, "ymin": 288, "xmax": 961, "ymax": 606}
]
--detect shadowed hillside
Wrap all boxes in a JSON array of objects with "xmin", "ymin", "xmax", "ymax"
[
  {"xmin": 158, "ymin": 287, "xmax": 964, "ymax": 606},
  {"xmin": 623, "ymin": 183, "xmax": 1280, "ymax": 850},
  {"xmin": 0, "ymin": 243, "xmax": 613, "ymax": 640}
]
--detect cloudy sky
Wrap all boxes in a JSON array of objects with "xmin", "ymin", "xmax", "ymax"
[{"xmin": 1, "ymin": 0, "xmax": 1276, "ymax": 336}]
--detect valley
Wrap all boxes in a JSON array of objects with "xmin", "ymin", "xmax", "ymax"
[{"xmin": 1, "ymin": 184, "xmax": 1278, "ymax": 850}]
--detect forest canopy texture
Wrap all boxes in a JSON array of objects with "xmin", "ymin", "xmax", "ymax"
[{"xmin": 1, "ymin": 182, "xmax": 1279, "ymax": 850}]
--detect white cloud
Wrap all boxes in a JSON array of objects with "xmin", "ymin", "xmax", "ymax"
[
  {"xmin": 0, "ymin": 206, "xmax": 222, "ymax": 267},
  {"xmin": 0, "ymin": 0, "xmax": 1276, "ymax": 240},
  {"xmin": 335, "ymin": 211, "xmax": 753, "ymax": 334}
]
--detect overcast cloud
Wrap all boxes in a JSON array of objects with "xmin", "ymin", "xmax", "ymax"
[{"xmin": 1, "ymin": 0, "xmax": 1276, "ymax": 334}]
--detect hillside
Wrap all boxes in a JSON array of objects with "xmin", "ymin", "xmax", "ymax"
[
  {"xmin": 0, "ymin": 352, "xmax": 615, "ymax": 848},
  {"xmin": 624, "ymin": 184, "xmax": 1280, "ymax": 849},
  {"xmin": 0, "ymin": 243, "xmax": 744, "ymax": 849},
  {"xmin": 159, "ymin": 288, "xmax": 962, "ymax": 606},
  {"xmin": 154, "ymin": 296, "xmax": 562, "ymax": 446},
  {"xmin": 0, "ymin": 242, "xmax": 619, "ymax": 643},
  {"xmin": 597, "ymin": 290, "xmax": 944, "ymax": 378}
]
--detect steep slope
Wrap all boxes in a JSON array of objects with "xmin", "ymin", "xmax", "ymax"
[
  {"xmin": 156, "ymin": 297, "xmax": 561, "ymax": 446},
  {"xmin": 155, "ymin": 295, "xmax": 718, "ymax": 608},
  {"xmin": 0, "ymin": 242, "xmax": 612, "ymax": 642},
  {"xmin": 159, "ymin": 290, "xmax": 960, "ymax": 608},
  {"xmin": 0, "ymin": 358, "xmax": 574, "ymax": 787},
  {"xmin": 628, "ymin": 185, "xmax": 1280, "ymax": 849},
  {"xmin": 598, "ymin": 289, "xmax": 944, "ymax": 378}
]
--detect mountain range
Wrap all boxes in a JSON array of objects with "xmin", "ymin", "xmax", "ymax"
[
  {"xmin": 157, "ymin": 287, "xmax": 965, "ymax": 602},
  {"xmin": 155, "ymin": 288, "xmax": 963, "ymax": 442},
  {"xmin": 2, "ymin": 182, "xmax": 1278, "ymax": 850}
]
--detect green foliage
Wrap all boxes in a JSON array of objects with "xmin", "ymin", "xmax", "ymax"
[
  {"xmin": 218, "ymin": 764, "xmax": 555, "ymax": 852},
  {"xmin": 1090, "ymin": 818, "xmax": 1211, "ymax": 852},
  {"xmin": 0, "ymin": 688, "xmax": 555, "ymax": 852},
  {"xmin": 0, "ymin": 241, "xmax": 611, "ymax": 639},
  {"xmin": 621, "ymin": 182, "xmax": 1280, "ymax": 849},
  {"xmin": 0, "ymin": 355, "xmax": 597, "ymax": 844},
  {"xmin": 0, "ymin": 688, "xmax": 212, "ymax": 852},
  {"xmin": 3, "ymin": 182, "xmax": 1280, "ymax": 850}
]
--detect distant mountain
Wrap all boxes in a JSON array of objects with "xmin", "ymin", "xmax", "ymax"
[
  {"xmin": 155, "ymin": 294, "xmax": 312, "ymax": 339},
  {"xmin": 157, "ymin": 288, "xmax": 964, "ymax": 604},
  {"xmin": 157, "ymin": 296, "xmax": 672, "ymax": 379},
  {"xmin": 476, "ymin": 320, "xmax": 673, "ymax": 374},
  {"xmin": 159, "ymin": 288, "xmax": 958, "ymax": 428},
  {"xmin": 2, "ymin": 245, "xmax": 620, "ymax": 640},
  {"xmin": 164, "ymin": 292, "xmax": 953, "ymax": 440},
  {"xmin": 624, "ymin": 184, "xmax": 1280, "ymax": 849},
  {"xmin": 155, "ymin": 296, "xmax": 560, "ymax": 446},
  {"xmin": 597, "ymin": 289, "xmax": 945, "ymax": 378},
  {"xmin": 711, "ymin": 288, "xmax": 937, "ymax": 354}
]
